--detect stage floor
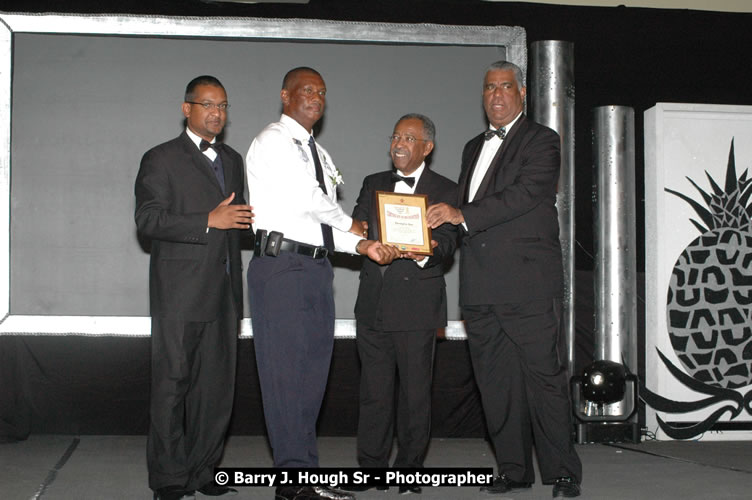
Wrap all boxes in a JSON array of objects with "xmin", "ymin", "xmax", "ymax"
[{"xmin": 2, "ymin": 436, "xmax": 750, "ymax": 499}]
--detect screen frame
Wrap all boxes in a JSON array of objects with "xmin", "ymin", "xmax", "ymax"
[{"xmin": 0, "ymin": 13, "xmax": 526, "ymax": 338}]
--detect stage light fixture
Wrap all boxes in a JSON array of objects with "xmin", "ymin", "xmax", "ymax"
[
  {"xmin": 570, "ymin": 360, "xmax": 640, "ymax": 443},
  {"xmin": 581, "ymin": 360, "xmax": 627, "ymax": 405}
]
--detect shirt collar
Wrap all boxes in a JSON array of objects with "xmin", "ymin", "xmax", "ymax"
[
  {"xmin": 395, "ymin": 162, "xmax": 425, "ymax": 183},
  {"xmin": 185, "ymin": 127, "xmax": 215, "ymax": 150},
  {"xmin": 280, "ymin": 114, "xmax": 316, "ymax": 143},
  {"xmin": 490, "ymin": 111, "xmax": 523, "ymax": 133}
]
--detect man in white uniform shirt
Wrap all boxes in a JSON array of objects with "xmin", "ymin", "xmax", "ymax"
[{"xmin": 245, "ymin": 66, "xmax": 399, "ymax": 500}]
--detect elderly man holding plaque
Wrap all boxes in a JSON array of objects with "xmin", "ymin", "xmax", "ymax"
[{"xmin": 349, "ymin": 114, "xmax": 457, "ymax": 494}]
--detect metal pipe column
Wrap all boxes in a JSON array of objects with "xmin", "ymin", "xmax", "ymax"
[
  {"xmin": 529, "ymin": 41, "xmax": 576, "ymax": 375},
  {"xmin": 592, "ymin": 106, "xmax": 638, "ymax": 372}
]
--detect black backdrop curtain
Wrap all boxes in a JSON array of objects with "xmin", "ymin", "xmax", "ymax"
[{"xmin": 1, "ymin": 271, "xmax": 642, "ymax": 442}]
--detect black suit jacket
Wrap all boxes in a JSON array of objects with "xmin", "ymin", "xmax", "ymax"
[
  {"xmin": 352, "ymin": 168, "xmax": 458, "ymax": 331},
  {"xmin": 135, "ymin": 131, "xmax": 246, "ymax": 322},
  {"xmin": 458, "ymin": 115, "xmax": 563, "ymax": 306}
]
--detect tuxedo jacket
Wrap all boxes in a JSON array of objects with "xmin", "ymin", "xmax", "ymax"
[
  {"xmin": 458, "ymin": 115, "xmax": 563, "ymax": 306},
  {"xmin": 352, "ymin": 168, "xmax": 458, "ymax": 331},
  {"xmin": 135, "ymin": 131, "xmax": 246, "ymax": 322}
]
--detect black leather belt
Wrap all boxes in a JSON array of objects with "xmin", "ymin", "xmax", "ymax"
[
  {"xmin": 278, "ymin": 238, "xmax": 329, "ymax": 259},
  {"xmin": 254, "ymin": 229, "xmax": 329, "ymax": 259}
]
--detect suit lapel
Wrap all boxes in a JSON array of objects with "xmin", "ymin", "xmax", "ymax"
[
  {"xmin": 217, "ymin": 145, "xmax": 234, "ymax": 194},
  {"xmin": 414, "ymin": 168, "xmax": 438, "ymax": 199},
  {"xmin": 414, "ymin": 169, "xmax": 428, "ymax": 195},
  {"xmin": 370, "ymin": 172, "xmax": 395, "ymax": 241},
  {"xmin": 458, "ymin": 136, "xmax": 484, "ymax": 204},
  {"xmin": 473, "ymin": 115, "xmax": 527, "ymax": 200},
  {"xmin": 380, "ymin": 171, "xmax": 396, "ymax": 192},
  {"xmin": 180, "ymin": 132, "xmax": 225, "ymax": 196}
]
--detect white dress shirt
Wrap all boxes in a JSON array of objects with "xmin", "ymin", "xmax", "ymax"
[
  {"xmin": 186, "ymin": 127, "xmax": 219, "ymax": 234},
  {"xmin": 467, "ymin": 111, "xmax": 522, "ymax": 202},
  {"xmin": 186, "ymin": 127, "xmax": 218, "ymax": 162},
  {"xmin": 246, "ymin": 114, "xmax": 362, "ymax": 253},
  {"xmin": 393, "ymin": 163, "xmax": 425, "ymax": 195}
]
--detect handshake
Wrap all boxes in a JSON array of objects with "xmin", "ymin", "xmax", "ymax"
[{"xmin": 350, "ymin": 219, "xmax": 436, "ymax": 266}]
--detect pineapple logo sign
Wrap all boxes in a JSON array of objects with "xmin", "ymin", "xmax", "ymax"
[{"xmin": 642, "ymin": 139, "xmax": 752, "ymax": 439}]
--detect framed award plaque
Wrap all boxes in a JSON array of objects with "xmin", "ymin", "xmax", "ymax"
[{"xmin": 375, "ymin": 191, "xmax": 433, "ymax": 255}]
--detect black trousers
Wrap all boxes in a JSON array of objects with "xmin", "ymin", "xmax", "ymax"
[
  {"xmin": 355, "ymin": 324, "xmax": 435, "ymax": 468},
  {"xmin": 248, "ymin": 252, "xmax": 335, "ymax": 468},
  {"xmin": 147, "ymin": 279, "xmax": 238, "ymax": 491},
  {"xmin": 462, "ymin": 298, "xmax": 582, "ymax": 484}
]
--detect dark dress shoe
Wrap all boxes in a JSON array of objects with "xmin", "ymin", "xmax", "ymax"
[
  {"xmin": 480, "ymin": 473, "xmax": 532, "ymax": 494},
  {"xmin": 154, "ymin": 485, "xmax": 195, "ymax": 500},
  {"xmin": 340, "ymin": 484, "xmax": 388, "ymax": 492},
  {"xmin": 275, "ymin": 485, "xmax": 312, "ymax": 500},
  {"xmin": 552, "ymin": 477, "xmax": 581, "ymax": 498},
  {"xmin": 398, "ymin": 485, "xmax": 422, "ymax": 495},
  {"xmin": 310, "ymin": 485, "xmax": 356, "ymax": 499},
  {"xmin": 197, "ymin": 482, "xmax": 238, "ymax": 496}
]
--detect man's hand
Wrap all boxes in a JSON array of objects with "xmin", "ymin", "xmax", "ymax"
[
  {"xmin": 356, "ymin": 240, "xmax": 401, "ymax": 265},
  {"xmin": 208, "ymin": 192, "xmax": 254, "ymax": 230},
  {"xmin": 403, "ymin": 240, "xmax": 438, "ymax": 262},
  {"xmin": 350, "ymin": 218, "xmax": 369, "ymax": 238},
  {"xmin": 426, "ymin": 202, "xmax": 463, "ymax": 228}
]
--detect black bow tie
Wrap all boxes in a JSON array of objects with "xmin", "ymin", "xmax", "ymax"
[
  {"xmin": 484, "ymin": 127, "xmax": 506, "ymax": 141},
  {"xmin": 199, "ymin": 139, "xmax": 219, "ymax": 152},
  {"xmin": 391, "ymin": 173, "xmax": 415, "ymax": 187}
]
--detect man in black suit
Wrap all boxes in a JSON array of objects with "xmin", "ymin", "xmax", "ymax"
[
  {"xmin": 135, "ymin": 75, "xmax": 253, "ymax": 500},
  {"xmin": 427, "ymin": 61, "xmax": 582, "ymax": 498},
  {"xmin": 350, "ymin": 114, "xmax": 457, "ymax": 495}
]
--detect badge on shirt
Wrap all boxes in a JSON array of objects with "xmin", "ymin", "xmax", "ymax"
[{"xmin": 292, "ymin": 138, "xmax": 309, "ymax": 163}]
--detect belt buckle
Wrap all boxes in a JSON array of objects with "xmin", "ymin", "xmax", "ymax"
[{"xmin": 312, "ymin": 246, "xmax": 328, "ymax": 259}]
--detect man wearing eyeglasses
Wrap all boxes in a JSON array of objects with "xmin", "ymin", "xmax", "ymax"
[
  {"xmin": 246, "ymin": 67, "xmax": 399, "ymax": 500},
  {"xmin": 346, "ymin": 114, "xmax": 457, "ymax": 494},
  {"xmin": 135, "ymin": 75, "xmax": 253, "ymax": 500}
]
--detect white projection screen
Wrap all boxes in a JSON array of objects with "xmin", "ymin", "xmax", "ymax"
[{"xmin": 0, "ymin": 13, "xmax": 526, "ymax": 338}]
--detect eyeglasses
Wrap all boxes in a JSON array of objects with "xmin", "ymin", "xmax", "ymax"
[
  {"xmin": 298, "ymin": 87, "xmax": 327, "ymax": 97},
  {"xmin": 389, "ymin": 134, "xmax": 426, "ymax": 144},
  {"xmin": 186, "ymin": 101, "xmax": 230, "ymax": 111}
]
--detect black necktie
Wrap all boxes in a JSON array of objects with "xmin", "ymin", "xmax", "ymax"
[
  {"xmin": 199, "ymin": 139, "xmax": 217, "ymax": 152},
  {"xmin": 484, "ymin": 127, "xmax": 506, "ymax": 141},
  {"xmin": 308, "ymin": 136, "xmax": 335, "ymax": 252},
  {"xmin": 391, "ymin": 172, "xmax": 415, "ymax": 188}
]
